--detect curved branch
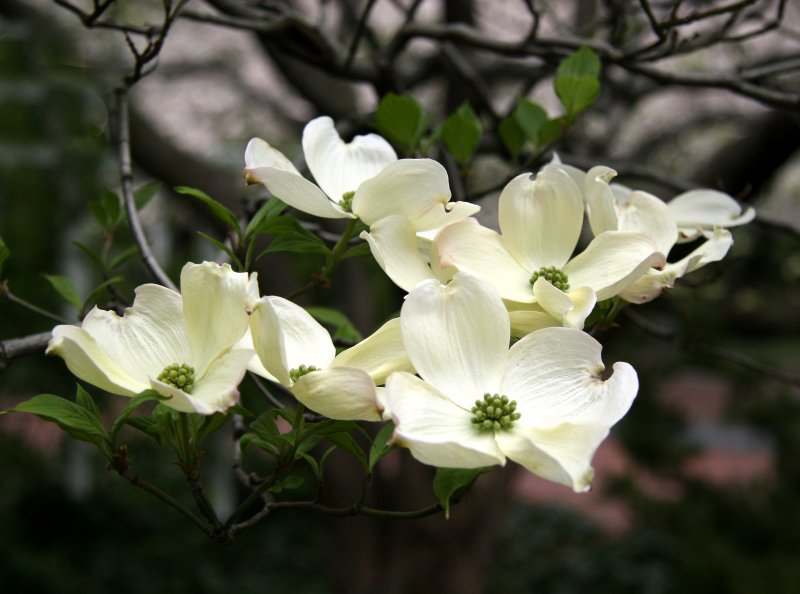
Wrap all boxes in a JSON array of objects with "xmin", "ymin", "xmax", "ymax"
[{"xmin": 0, "ymin": 331, "xmax": 52, "ymax": 371}]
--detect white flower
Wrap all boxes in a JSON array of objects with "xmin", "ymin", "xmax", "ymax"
[
  {"xmin": 245, "ymin": 116, "xmax": 478, "ymax": 230},
  {"xmin": 249, "ymin": 296, "xmax": 411, "ymax": 421},
  {"xmin": 435, "ymin": 166, "xmax": 664, "ymax": 328},
  {"xmin": 47, "ymin": 262, "xmax": 259, "ymax": 415},
  {"xmin": 580, "ymin": 166, "xmax": 736, "ymax": 303},
  {"xmin": 385, "ymin": 272, "xmax": 638, "ymax": 492}
]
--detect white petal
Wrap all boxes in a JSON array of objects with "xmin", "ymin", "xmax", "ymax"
[
  {"xmin": 618, "ymin": 266, "xmax": 680, "ymax": 303},
  {"xmin": 616, "ymin": 190, "xmax": 678, "ymax": 255},
  {"xmin": 232, "ymin": 329, "xmax": 278, "ymax": 382},
  {"xmin": 583, "ymin": 166, "xmax": 619, "ymax": 236},
  {"xmin": 401, "ymin": 272, "xmax": 509, "ymax": 408},
  {"xmin": 244, "ymin": 138, "xmax": 301, "ymax": 176},
  {"xmin": 532, "ymin": 279, "xmax": 596, "ymax": 329},
  {"xmin": 408, "ymin": 200, "xmax": 481, "ymax": 233},
  {"xmin": 497, "ymin": 424, "xmax": 609, "ymax": 492},
  {"xmin": 360, "ymin": 216, "xmax": 436, "ymax": 292},
  {"xmin": 564, "ymin": 231, "xmax": 665, "ymax": 300},
  {"xmin": 79, "ymin": 284, "xmax": 191, "ymax": 381},
  {"xmin": 292, "ymin": 367, "xmax": 382, "ymax": 421},
  {"xmin": 245, "ymin": 166, "xmax": 350, "ymax": 219},
  {"xmin": 547, "ymin": 156, "xmax": 586, "ymax": 189},
  {"xmin": 501, "ymin": 327, "xmax": 638, "ymax": 427},
  {"xmin": 668, "ymin": 189, "xmax": 755, "ymax": 240},
  {"xmin": 352, "ymin": 159, "xmax": 452, "ymax": 228},
  {"xmin": 250, "ymin": 296, "xmax": 335, "ymax": 386},
  {"xmin": 499, "ymin": 166, "xmax": 584, "ymax": 270},
  {"xmin": 436, "ymin": 218, "xmax": 534, "ymax": 303},
  {"xmin": 332, "ymin": 317, "xmax": 413, "ymax": 384},
  {"xmin": 181, "ymin": 262, "xmax": 257, "ymax": 374},
  {"xmin": 386, "ymin": 372, "xmax": 505, "ymax": 468},
  {"xmin": 47, "ymin": 325, "xmax": 146, "ymax": 396},
  {"xmin": 507, "ymin": 306, "xmax": 561, "ymax": 337},
  {"xmin": 302, "ymin": 116, "xmax": 397, "ymax": 202},
  {"xmin": 150, "ymin": 348, "xmax": 252, "ymax": 415},
  {"xmin": 676, "ymin": 227, "xmax": 733, "ymax": 274}
]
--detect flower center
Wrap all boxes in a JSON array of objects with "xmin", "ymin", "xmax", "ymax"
[
  {"xmin": 470, "ymin": 393, "xmax": 520, "ymax": 431},
  {"xmin": 338, "ymin": 191, "xmax": 355, "ymax": 213},
  {"xmin": 157, "ymin": 363, "xmax": 196, "ymax": 393},
  {"xmin": 289, "ymin": 364, "xmax": 320, "ymax": 384},
  {"xmin": 529, "ymin": 266, "xmax": 570, "ymax": 292}
]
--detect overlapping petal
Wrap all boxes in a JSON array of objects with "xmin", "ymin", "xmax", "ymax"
[
  {"xmin": 498, "ymin": 166, "xmax": 584, "ymax": 270},
  {"xmin": 668, "ymin": 189, "xmax": 755, "ymax": 241},
  {"xmin": 250, "ymin": 296, "xmax": 336, "ymax": 386},
  {"xmin": 531, "ymin": 280, "xmax": 597, "ymax": 329},
  {"xmin": 302, "ymin": 116, "xmax": 397, "ymax": 202},
  {"xmin": 292, "ymin": 366, "xmax": 382, "ymax": 421},
  {"xmin": 400, "ymin": 273, "xmax": 509, "ymax": 408},
  {"xmin": 332, "ymin": 317, "xmax": 413, "ymax": 384},
  {"xmin": 386, "ymin": 372, "xmax": 506, "ymax": 468}
]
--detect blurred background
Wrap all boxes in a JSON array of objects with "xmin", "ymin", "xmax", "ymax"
[{"xmin": 1, "ymin": 1, "xmax": 799, "ymax": 593}]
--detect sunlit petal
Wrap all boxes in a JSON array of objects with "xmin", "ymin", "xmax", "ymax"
[
  {"xmin": 332, "ymin": 317, "xmax": 413, "ymax": 384},
  {"xmin": 292, "ymin": 366, "xmax": 382, "ymax": 421},
  {"xmin": 302, "ymin": 116, "xmax": 397, "ymax": 201},
  {"xmin": 360, "ymin": 216, "xmax": 437, "ymax": 292}
]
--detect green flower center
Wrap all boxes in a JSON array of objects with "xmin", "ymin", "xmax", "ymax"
[
  {"xmin": 338, "ymin": 191, "xmax": 355, "ymax": 213},
  {"xmin": 157, "ymin": 363, "xmax": 196, "ymax": 393},
  {"xmin": 529, "ymin": 266, "xmax": 570, "ymax": 292},
  {"xmin": 289, "ymin": 364, "xmax": 320, "ymax": 384},
  {"xmin": 471, "ymin": 393, "xmax": 520, "ymax": 431}
]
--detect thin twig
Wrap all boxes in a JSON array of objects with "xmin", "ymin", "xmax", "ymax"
[
  {"xmin": 0, "ymin": 331, "xmax": 53, "ymax": 371},
  {"xmin": 344, "ymin": 0, "xmax": 379, "ymax": 71},
  {"xmin": 115, "ymin": 89, "xmax": 177, "ymax": 291}
]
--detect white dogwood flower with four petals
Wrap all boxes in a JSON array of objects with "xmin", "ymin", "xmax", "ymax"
[
  {"xmin": 385, "ymin": 272, "xmax": 639, "ymax": 492},
  {"xmin": 47, "ymin": 262, "xmax": 259, "ymax": 414}
]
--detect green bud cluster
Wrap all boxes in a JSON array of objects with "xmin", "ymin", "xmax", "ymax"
[
  {"xmin": 339, "ymin": 191, "xmax": 355, "ymax": 213},
  {"xmin": 529, "ymin": 266, "xmax": 570, "ymax": 291},
  {"xmin": 471, "ymin": 393, "xmax": 520, "ymax": 431},
  {"xmin": 289, "ymin": 364, "xmax": 320, "ymax": 384},
  {"xmin": 157, "ymin": 363, "xmax": 196, "ymax": 393}
]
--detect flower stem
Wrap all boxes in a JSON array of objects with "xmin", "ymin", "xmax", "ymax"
[{"xmin": 1, "ymin": 280, "xmax": 71, "ymax": 324}]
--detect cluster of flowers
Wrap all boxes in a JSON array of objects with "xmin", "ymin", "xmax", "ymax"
[{"xmin": 48, "ymin": 117, "xmax": 754, "ymax": 492}]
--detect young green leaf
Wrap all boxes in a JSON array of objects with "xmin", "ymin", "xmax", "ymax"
[
  {"xmin": 263, "ymin": 229, "xmax": 332, "ymax": 257},
  {"xmin": 108, "ymin": 245, "xmax": 139, "ymax": 271},
  {"xmin": 75, "ymin": 384, "xmax": 101, "ymax": 420},
  {"xmin": 109, "ymin": 389, "xmax": 167, "ymax": 445},
  {"xmin": 375, "ymin": 93, "xmax": 429, "ymax": 153},
  {"xmin": 102, "ymin": 188, "xmax": 123, "ymax": 229},
  {"xmin": 196, "ymin": 232, "xmax": 244, "ymax": 270},
  {"xmin": 82, "ymin": 276, "xmax": 124, "ymax": 313},
  {"xmin": 244, "ymin": 198, "xmax": 288, "ymax": 241},
  {"xmin": 0, "ymin": 233, "xmax": 11, "ymax": 276},
  {"xmin": 4, "ymin": 394, "xmax": 110, "ymax": 456},
  {"xmin": 441, "ymin": 103, "xmax": 482, "ymax": 167},
  {"xmin": 433, "ymin": 466, "xmax": 491, "ymax": 519},
  {"xmin": 306, "ymin": 306, "xmax": 363, "ymax": 343},
  {"xmin": 554, "ymin": 46, "xmax": 602, "ymax": 118},
  {"xmin": 514, "ymin": 99, "xmax": 548, "ymax": 146},
  {"xmin": 42, "ymin": 274, "xmax": 81, "ymax": 310},
  {"xmin": 175, "ymin": 186, "xmax": 241, "ymax": 239},
  {"xmin": 340, "ymin": 242, "xmax": 372, "ymax": 261},
  {"xmin": 326, "ymin": 431, "xmax": 368, "ymax": 471},
  {"xmin": 368, "ymin": 421, "xmax": 395, "ymax": 471},
  {"xmin": 498, "ymin": 116, "xmax": 526, "ymax": 160},
  {"xmin": 134, "ymin": 182, "xmax": 160, "ymax": 211}
]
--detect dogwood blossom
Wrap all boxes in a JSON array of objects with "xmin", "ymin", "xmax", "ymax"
[
  {"xmin": 385, "ymin": 272, "xmax": 638, "ymax": 492},
  {"xmin": 47, "ymin": 262, "xmax": 258, "ymax": 414},
  {"xmin": 249, "ymin": 296, "xmax": 411, "ymax": 421},
  {"xmin": 435, "ymin": 166, "xmax": 664, "ymax": 328},
  {"xmin": 245, "ymin": 116, "xmax": 477, "ymax": 230}
]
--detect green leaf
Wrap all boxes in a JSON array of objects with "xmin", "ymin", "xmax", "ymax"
[
  {"xmin": 109, "ymin": 389, "xmax": 167, "ymax": 445},
  {"xmin": 75, "ymin": 384, "xmax": 101, "ymax": 420},
  {"xmin": 375, "ymin": 93, "xmax": 429, "ymax": 153},
  {"xmin": 82, "ymin": 276, "xmax": 124, "ymax": 312},
  {"xmin": 244, "ymin": 198, "xmax": 288, "ymax": 241},
  {"xmin": 196, "ymin": 232, "xmax": 243, "ymax": 270},
  {"xmin": 498, "ymin": 116, "xmax": 525, "ymax": 160},
  {"xmin": 42, "ymin": 274, "xmax": 81, "ymax": 310},
  {"xmin": 268, "ymin": 474, "xmax": 304, "ymax": 494},
  {"xmin": 264, "ymin": 230, "xmax": 332, "ymax": 257},
  {"xmin": 0, "ymin": 233, "xmax": 10, "ymax": 276},
  {"xmin": 441, "ymin": 103, "xmax": 482, "ymax": 167},
  {"xmin": 368, "ymin": 422, "xmax": 395, "ymax": 471},
  {"xmin": 175, "ymin": 186, "xmax": 241, "ymax": 239},
  {"xmin": 89, "ymin": 197, "xmax": 109, "ymax": 228},
  {"xmin": 306, "ymin": 306, "xmax": 363, "ymax": 343},
  {"xmin": 108, "ymin": 245, "xmax": 139, "ymax": 271},
  {"xmin": 340, "ymin": 242, "xmax": 372, "ymax": 261},
  {"xmin": 102, "ymin": 188, "xmax": 123, "ymax": 229},
  {"xmin": 125, "ymin": 416, "xmax": 162, "ymax": 441},
  {"xmin": 299, "ymin": 451, "xmax": 323, "ymax": 480},
  {"xmin": 4, "ymin": 394, "xmax": 110, "ymax": 455},
  {"xmin": 134, "ymin": 182, "xmax": 160, "ymax": 211},
  {"xmin": 554, "ymin": 46, "xmax": 602, "ymax": 118},
  {"xmin": 433, "ymin": 466, "xmax": 491, "ymax": 519},
  {"xmin": 326, "ymin": 432, "xmax": 368, "ymax": 471},
  {"xmin": 539, "ymin": 117, "xmax": 567, "ymax": 146},
  {"xmin": 514, "ymin": 99, "xmax": 548, "ymax": 146},
  {"xmin": 72, "ymin": 240, "xmax": 104, "ymax": 267}
]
